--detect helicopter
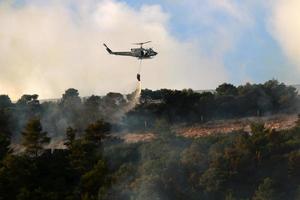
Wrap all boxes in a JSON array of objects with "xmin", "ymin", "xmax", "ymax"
[{"xmin": 103, "ymin": 41, "xmax": 158, "ymax": 59}]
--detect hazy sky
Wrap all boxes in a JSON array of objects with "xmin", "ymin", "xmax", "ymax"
[{"xmin": 0, "ymin": 0, "xmax": 299, "ymax": 100}]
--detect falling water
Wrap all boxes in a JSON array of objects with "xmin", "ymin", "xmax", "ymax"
[{"xmin": 124, "ymin": 81, "xmax": 142, "ymax": 112}]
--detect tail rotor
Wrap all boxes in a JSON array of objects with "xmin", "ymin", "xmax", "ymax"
[{"xmin": 103, "ymin": 43, "xmax": 113, "ymax": 54}]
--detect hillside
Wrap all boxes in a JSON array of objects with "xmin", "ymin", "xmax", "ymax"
[
  {"xmin": 120, "ymin": 114, "xmax": 298, "ymax": 143},
  {"xmin": 1, "ymin": 80, "xmax": 300, "ymax": 199}
]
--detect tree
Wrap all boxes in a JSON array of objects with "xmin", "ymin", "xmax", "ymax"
[
  {"xmin": 85, "ymin": 95, "xmax": 102, "ymax": 108},
  {"xmin": 15, "ymin": 94, "xmax": 41, "ymax": 131},
  {"xmin": 80, "ymin": 160, "xmax": 109, "ymax": 200},
  {"xmin": 225, "ymin": 191, "xmax": 236, "ymax": 200},
  {"xmin": 21, "ymin": 118, "xmax": 50, "ymax": 157},
  {"xmin": 84, "ymin": 120, "xmax": 111, "ymax": 145},
  {"xmin": 61, "ymin": 88, "xmax": 81, "ymax": 105},
  {"xmin": 102, "ymin": 93, "xmax": 126, "ymax": 107},
  {"xmin": 101, "ymin": 92, "xmax": 126, "ymax": 121},
  {"xmin": 64, "ymin": 127, "xmax": 77, "ymax": 149},
  {"xmin": 288, "ymin": 151, "xmax": 300, "ymax": 184},
  {"xmin": 0, "ymin": 133, "xmax": 10, "ymax": 160},
  {"xmin": 296, "ymin": 114, "xmax": 300, "ymax": 127},
  {"xmin": 253, "ymin": 178, "xmax": 276, "ymax": 200},
  {"xmin": 66, "ymin": 121, "xmax": 110, "ymax": 174},
  {"xmin": 0, "ymin": 95, "xmax": 12, "ymax": 109},
  {"xmin": 84, "ymin": 95, "xmax": 103, "ymax": 123},
  {"xmin": 17, "ymin": 94, "xmax": 39, "ymax": 105},
  {"xmin": 216, "ymin": 83, "xmax": 238, "ymax": 96},
  {"xmin": 0, "ymin": 109, "xmax": 12, "ymax": 160},
  {"xmin": 60, "ymin": 88, "xmax": 83, "ymax": 130}
]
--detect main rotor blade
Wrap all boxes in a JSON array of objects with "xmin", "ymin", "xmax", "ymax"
[{"xmin": 133, "ymin": 41, "xmax": 152, "ymax": 45}]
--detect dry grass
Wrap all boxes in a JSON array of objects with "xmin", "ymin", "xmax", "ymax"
[{"xmin": 176, "ymin": 114, "xmax": 298, "ymax": 138}]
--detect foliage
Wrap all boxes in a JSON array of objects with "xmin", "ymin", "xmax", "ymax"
[
  {"xmin": 252, "ymin": 178, "xmax": 277, "ymax": 200},
  {"xmin": 0, "ymin": 95, "xmax": 12, "ymax": 109},
  {"xmin": 21, "ymin": 118, "xmax": 50, "ymax": 157},
  {"xmin": 0, "ymin": 80, "xmax": 300, "ymax": 199},
  {"xmin": 126, "ymin": 80, "xmax": 299, "ymax": 127}
]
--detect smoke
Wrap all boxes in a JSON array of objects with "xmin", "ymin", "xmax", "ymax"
[
  {"xmin": 269, "ymin": 0, "xmax": 300, "ymax": 70},
  {"xmin": 0, "ymin": 0, "xmax": 228, "ymax": 101},
  {"xmin": 111, "ymin": 81, "xmax": 142, "ymax": 122}
]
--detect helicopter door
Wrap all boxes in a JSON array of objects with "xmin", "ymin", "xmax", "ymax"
[{"xmin": 144, "ymin": 50, "xmax": 148, "ymax": 56}]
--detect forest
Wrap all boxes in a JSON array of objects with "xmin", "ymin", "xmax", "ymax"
[{"xmin": 1, "ymin": 79, "xmax": 300, "ymax": 200}]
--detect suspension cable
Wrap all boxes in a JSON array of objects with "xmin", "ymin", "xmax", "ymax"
[{"xmin": 138, "ymin": 59, "xmax": 142, "ymax": 74}]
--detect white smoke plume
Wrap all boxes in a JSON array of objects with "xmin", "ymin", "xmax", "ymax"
[
  {"xmin": 269, "ymin": 0, "xmax": 300, "ymax": 70},
  {"xmin": 0, "ymin": 0, "xmax": 228, "ymax": 100}
]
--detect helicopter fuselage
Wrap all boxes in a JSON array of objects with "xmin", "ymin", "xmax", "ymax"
[
  {"xmin": 103, "ymin": 43, "xmax": 158, "ymax": 59},
  {"xmin": 130, "ymin": 48, "xmax": 157, "ymax": 59}
]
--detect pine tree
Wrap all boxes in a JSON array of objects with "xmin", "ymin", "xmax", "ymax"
[
  {"xmin": 64, "ymin": 127, "xmax": 77, "ymax": 149},
  {"xmin": 253, "ymin": 177, "xmax": 276, "ymax": 200},
  {"xmin": 0, "ymin": 109, "xmax": 11, "ymax": 160},
  {"xmin": 84, "ymin": 120, "xmax": 111, "ymax": 145},
  {"xmin": 21, "ymin": 118, "xmax": 50, "ymax": 157}
]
